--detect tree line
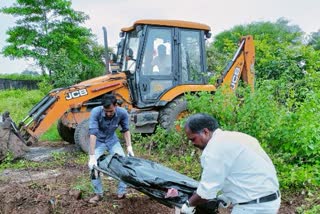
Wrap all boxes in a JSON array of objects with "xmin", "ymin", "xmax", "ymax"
[{"xmin": 2, "ymin": 1, "xmax": 320, "ymax": 88}]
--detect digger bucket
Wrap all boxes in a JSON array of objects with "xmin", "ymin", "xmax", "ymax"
[
  {"xmin": 1, "ymin": 111, "xmax": 28, "ymax": 145},
  {"xmin": 0, "ymin": 112, "xmax": 29, "ymax": 162}
]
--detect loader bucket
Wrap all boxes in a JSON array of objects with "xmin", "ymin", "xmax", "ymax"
[{"xmin": 0, "ymin": 112, "xmax": 29, "ymax": 162}]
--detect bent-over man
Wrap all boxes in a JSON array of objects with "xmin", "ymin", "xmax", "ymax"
[{"xmin": 181, "ymin": 113, "xmax": 280, "ymax": 214}]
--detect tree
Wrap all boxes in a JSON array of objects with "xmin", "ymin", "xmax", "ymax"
[
  {"xmin": 308, "ymin": 30, "xmax": 320, "ymax": 51},
  {"xmin": 208, "ymin": 18, "xmax": 320, "ymax": 80},
  {"xmin": 21, "ymin": 69, "xmax": 39, "ymax": 76},
  {"xmin": 1, "ymin": 0, "xmax": 105, "ymax": 86}
]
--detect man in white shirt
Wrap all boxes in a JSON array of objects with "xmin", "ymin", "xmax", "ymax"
[{"xmin": 180, "ymin": 113, "xmax": 281, "ymax": 214}]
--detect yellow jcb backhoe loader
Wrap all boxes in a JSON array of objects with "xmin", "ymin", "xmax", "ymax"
[{"xmin": 8, "ymin": 19, "xmax": 255, "ymax": 153}]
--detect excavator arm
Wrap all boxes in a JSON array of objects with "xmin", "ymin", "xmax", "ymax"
[
  {"xmin": 18, "ymin": 74, "xmax": 129, "ymax": 145},
  {"xmin": 217, "ymin": 35, "xmax": 255, "ymax": 91}
]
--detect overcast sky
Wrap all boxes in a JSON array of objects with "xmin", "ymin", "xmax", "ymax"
[{"xmin": 1, "ymin": 0, "xmax": 319, "ymax": 74}]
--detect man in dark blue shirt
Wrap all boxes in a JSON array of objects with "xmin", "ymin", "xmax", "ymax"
[{"xmin": 88, "ymin": 94, "xmax": 134, "ymax": 203}]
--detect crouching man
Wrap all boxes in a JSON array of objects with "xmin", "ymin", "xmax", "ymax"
[
  {"xmin": 181, "ymin": 113, "xmax": 280, "ymax": 214},
  {"xmin": 87, "ymin": 94, "xmax": 134, "ymax": 203}
]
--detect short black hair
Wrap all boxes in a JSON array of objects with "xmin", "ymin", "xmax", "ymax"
[
  {"xmin": 185, "ymin": 113, "xmax": 219, "ymax": 133},
  {"xmin": 102, "ymin": 94, "xmax": 117, "ymax": 108}
]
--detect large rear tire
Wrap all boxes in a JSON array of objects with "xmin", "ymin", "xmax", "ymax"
[
  {"xmin": 74, "ymin": 119, "xmax": 90, "ymax": 153},
  {"xmin": 57, "ymin": 119, "xmax": 75, "ymax": 144},
  {"xmin": 159, "ymin": 96, "xmax": 188, "ymax": 131}
]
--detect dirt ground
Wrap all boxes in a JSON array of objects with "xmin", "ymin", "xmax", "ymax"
[
  {"xmin": 0, "ymin": 164, "xmax": 175, "ymax": 214},
  {"xmin": 0, "ymin": 142, "xmax": 307, "ymax": 214}
]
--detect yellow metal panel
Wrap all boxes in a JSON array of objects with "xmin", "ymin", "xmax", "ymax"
[
  {"xmin": 160, "ymin": 85, "xmax": 217, "ymax": 102},
  {"xmin": 223, "ymin": 54, "xmax": 245, "ymax": 90},
  {"xmin": 75, "ymin": 73, "xmax": 126, "ymax": 86},
  {"xmin": 242, "ymin": 35, "xmax": 255, "ymax": 91},
  {"xmin": 121, "ymin": 19, "xmax": 211, "ymax": 32}
]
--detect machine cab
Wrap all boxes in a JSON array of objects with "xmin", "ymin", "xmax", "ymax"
[{"xmin": 117, "ymin": 20, "xmax": 211, "ymax": 108}]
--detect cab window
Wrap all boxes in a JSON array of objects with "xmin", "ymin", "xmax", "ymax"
[
  {"xmin": 123, "ymin": 30, "xmax": 141, "ymax": 72},
  {"xmin": 141, "ymin": 28, "xmax": 172, "ymax": 76},
  {"xmin": 180, "ymin": 30, "xmax": 202, "ymax": 83}
]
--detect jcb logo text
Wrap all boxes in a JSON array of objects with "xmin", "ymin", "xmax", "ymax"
[
  {"xmin": 65, "ymin": 89, "xmax": 88, "ymax": 100},
  {"xmin": 231, "ymin": 67, "xmax": 241, "ymax": 89}
]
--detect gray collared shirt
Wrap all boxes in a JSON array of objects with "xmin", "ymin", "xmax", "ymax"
[{"xmin": 89, "ymin": 106, "xmax": 129, "ymax": 147}]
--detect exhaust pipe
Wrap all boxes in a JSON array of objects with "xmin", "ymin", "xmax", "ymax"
[{"xmin": 103, "ymin": 26, "xmax": 110, "ymax": 74}]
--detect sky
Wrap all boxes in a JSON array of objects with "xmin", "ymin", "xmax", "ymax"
[{"xmin": 0, "ymin": 0, "xmax": 319, "ymax": 74}]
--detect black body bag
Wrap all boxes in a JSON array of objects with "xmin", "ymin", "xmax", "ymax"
[{"xmin": 96, "ymin": 154, "xmax": 218, "ymax": 213}]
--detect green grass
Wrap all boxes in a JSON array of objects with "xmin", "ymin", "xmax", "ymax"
[
  {"xmin": 0, "ymin": 89, "xmax": 45, "ymax": 121},
  {"xmin": 72, "ymin": 175, "xmax": 93, "ymax": 198},
  {"xmin": 0, "ymin": 89, "xmax": 61, "ymax": 142},
  {"xmin": 0, "ymin": 152, "xmax": 42, "ymax": 172},
  {"xmin": 296, "ymin": 191, "xmax": 320, "ymax": 214},
  {"xmin": 74, "ymin": 152, "xmax": 88, "ymax": 165},
  {"xmin": 39, "ymin": 121, "xmax": 61, "ymax": 141}
]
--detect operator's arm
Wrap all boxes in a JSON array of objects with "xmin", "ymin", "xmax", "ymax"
[{"xmin": 151, "ymin": 57, "xmax": 159, "ymax": 66}]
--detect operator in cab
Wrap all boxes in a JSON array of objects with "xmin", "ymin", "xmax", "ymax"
[{"xmin": 151, "ymin": 44, "xmax": 171, "ymax": 74}]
